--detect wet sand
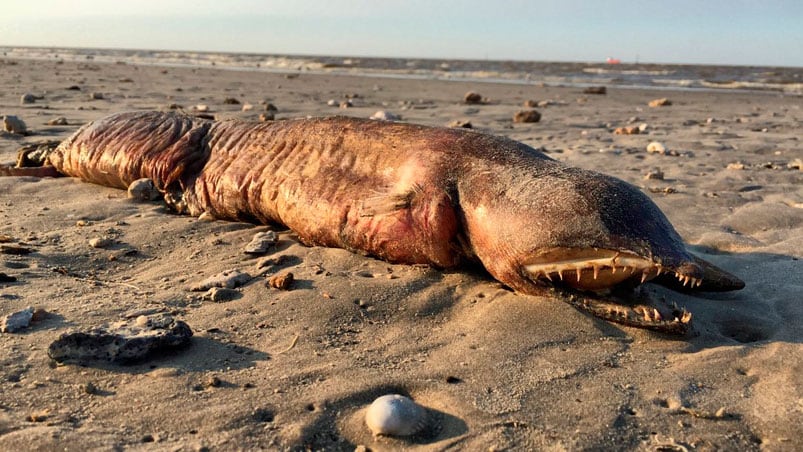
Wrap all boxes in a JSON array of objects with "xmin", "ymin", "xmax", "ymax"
[{"xmin": 1, "ymin": 58, "xmax": 801, "ymax": 451}]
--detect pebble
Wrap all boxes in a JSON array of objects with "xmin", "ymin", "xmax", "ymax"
[
  {"xmin": 646, "ymin": 142, "xmax": 667, "ymax": 154},
  {"xmin": 365, "ymin": 394, "xmax": 428, "ymax": 437},
  {"xmin": 463, "ymin": 91, "xmax": 483, "ymax": 104},
  {"xmin": 649, "ymin": 98, "xmax": 672, "ymax": 107},
  {"xmin": 259, "ymin": 112, "xmax": 275, "ymax": 122},
  {"xmin": 370, "ymin": 110, "xmax": 401, "ymax": 121},
  {"xmin": 268, "ymin": 272, "xmax": 294, "ymax": 290},
  {"xmin": 191, "ymin": 269, "xmax": 251, "ymax": 291},
  {"xmin": 3, "ymin": 115, "xmax": 27, "ymax": 134},
  {"xmin": 88, "ymin": 237, "xmax": 113, "ymax": 249},
  {"xmin": 127, "ymin": 178, "xmax": 162, "ymax": 201},
  {"xmin": 513, "ymin": 110, "xmax": 541, "ymax": 123},
  {"xmin": 644, "ymin": 168, "xmax": 665, "ymax": 180},
  {"xmin": 1, "ymin": 307, "xmax": 34, "ymax": 333},
  {"xmin": 48, "ymin": 314, "xmax": 193, "ymax": 363},
  {"xmin": 788, "ymin": 158, "xmax": 802, "ymax": 171},
  {"xmin": 47, "ymin": 117, "xmax": 68, "ymax": 126},
  {"xmin": 613, "ymin": 126, "xmax": 640, "ymax": 135},
  {"xmin": 339, "ymin": 100, "xmax": 353, "ymax": 109},
  {"xmin": 727, "ymin": 162, "xmax": 746, "ymax": 170},
  {"xmin": 89, "ymin": 92, "xmax": 104, "ymax": 100},
  {"xmin": 195, "ymin": 104, "xmax": 209, "ymax": 112},
  {"xmin": 202, "ymin": 287, "xmax": 240, "ymax": 302},
  {"xmin": 223, "ymin": 97, "xmax": 240, "ymax": 105},
  {"xmin": 241, "ymin": 103, "xmax": 253, "ymax": 112},
  {"xmin": 243, "ymin": 231, "xmax": 278, "ymax": 255}
]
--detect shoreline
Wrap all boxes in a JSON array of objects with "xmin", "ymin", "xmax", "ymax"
[{"xmin": 3, "ymin": 46, "xmax": 801, "ymax": 95}]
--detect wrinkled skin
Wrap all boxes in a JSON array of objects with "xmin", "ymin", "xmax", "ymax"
[{"xmin": 13, "ymin": 111, "xmax": 744, "ymax": 334}]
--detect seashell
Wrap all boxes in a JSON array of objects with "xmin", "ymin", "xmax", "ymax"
[
  {"xmin": 3, "ymin": 115, "xmax": 27, "ymax": 135},
  {"xmin": 365, "ymin": 394, "xmax": 428, "ymax": 437},
  {"xmin": 370, "ymin": 110, "xmax": 401, "ymax": 121},
  {"xmin": 646, "ymin": 141, "xmax": 666, "ymax": 154}
]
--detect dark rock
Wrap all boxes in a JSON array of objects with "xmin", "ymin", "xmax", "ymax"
[
  {"xmin": 20, "ymin": 93, "xmax": 37, "ymax": 104},
  {"xmin": 1, "ymin": 244, "xmax": 33, "ymax": 255},
  {"xmin": 48, "ymin": 314, "xmax": 193, "ymax": 363},
  {"xmin": 463, "ymin": 92, "xmax": 483, "ymax": 104},
  {"xmin": 583, "ymin": 86, "xmax": 607, "ymax": 95}
]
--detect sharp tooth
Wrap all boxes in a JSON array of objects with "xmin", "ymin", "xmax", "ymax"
[
  {"xmin": 682, "ymin": 311, "xmax": 692, "ymax": 323},
  {"xmin": 656, "ymin": 266, "xmax": 663, "ymax": 276},
  {"xmin": 593, "ymin": 265, "xmax": 600, "ymax": 280},
  {"xmin": 544, "ymin": 272, "xmax": 553, "ymax": 282},
  {"xmin": 575, "ymin": 268, "xmax": 582, "ymax": 282},
  {"xmin": 641, "ymin": 272, "xmax": 649, "ymax": 283},
  {"xmin": 683, "ymin": 276, "xmax": 690, "ymax": 286},
  {"xmin": 557, "ymin": 270, "xmax": 564, "ymax": 281},
  {"xmin": 653, "ymin": 308, "xmax": 662, "ymax": 321},
  {"xmin": 611, "ymin": 266, "xmax": 617, "ymax": 274}
]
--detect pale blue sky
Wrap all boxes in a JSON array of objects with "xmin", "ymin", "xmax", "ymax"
[{"xmin": 2, "ymin": 0, "xmax": 801, "ymax": 66}]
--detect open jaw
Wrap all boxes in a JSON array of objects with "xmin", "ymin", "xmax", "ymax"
[{"xmin": 522, "ymin": 248, "xmax": 702, "ymax": 334}]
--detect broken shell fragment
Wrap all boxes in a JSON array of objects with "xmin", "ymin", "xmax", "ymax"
[
  {"xmin": 127, "ymin": 178, "xmax": 162, "ymax": 201},
  {"xmin": 244, "ymin": 231, "xmax": 278, "ymax": 254},
  {"xmin": 1, "ymin": 307, "xmax": 34, "ymax": 333},
  {"xmin": 365, "ymin": 394, "xmax": 428, "ymax": 437}
]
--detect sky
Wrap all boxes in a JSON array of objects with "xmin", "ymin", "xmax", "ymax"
[{"xmin": 1, "ymin": 0, "xmax": 802, "ymax": 67}]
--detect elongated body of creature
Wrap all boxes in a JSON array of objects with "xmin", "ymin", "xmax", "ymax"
[{"xmin": 8, "ymin": 111, "xmax": 744, "ymax": 333}]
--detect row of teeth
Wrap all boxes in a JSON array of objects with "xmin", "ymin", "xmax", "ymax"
[
  {"xmin": 528, "ymin": 263, "xmax": 702, "ymax": 287},
  {"xmin": 604, "ymin": 305, "xmax": 693, "ymax": 325},
  {"xmin": 673, "ymin": 272, "xmax": 703, "ymax": 288}
]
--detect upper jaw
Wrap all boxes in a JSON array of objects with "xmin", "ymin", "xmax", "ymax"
[{"xmin": 521, "ymin": 247, "xmax": 703, "ymax": 292}]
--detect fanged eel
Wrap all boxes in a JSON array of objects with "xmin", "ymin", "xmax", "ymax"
[{"xmin": 3, "ymin": 111, "xmax": 744, "ymax": 334}]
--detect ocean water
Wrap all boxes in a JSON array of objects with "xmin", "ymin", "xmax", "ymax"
[{"xmin": 2, "ymin": 46, "xmax": 801, "ymax": 94}]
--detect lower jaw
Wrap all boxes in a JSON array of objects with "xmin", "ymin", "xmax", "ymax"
[{"xmin": 547, "ymin": 284, "xmax": 693, "ymax": 335}]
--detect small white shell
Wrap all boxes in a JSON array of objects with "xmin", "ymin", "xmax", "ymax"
[{"xmin": 365, "ymin": 394, "xmax": 428, "ymax": 437}]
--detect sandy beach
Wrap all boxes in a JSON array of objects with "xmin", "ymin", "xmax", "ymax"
[{"xmin": 1, "ymin": 57, "xmax": 801, "ymax": 451}]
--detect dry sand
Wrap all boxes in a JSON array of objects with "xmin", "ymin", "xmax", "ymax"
[{"xmin": 1, "ymin": 58, "xmax": 801, "ymax": 451}]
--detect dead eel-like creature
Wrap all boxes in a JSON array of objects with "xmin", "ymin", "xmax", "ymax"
[{"xmin": 4, "ymin": 111, "xmax": 744, "ymax": 334}]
